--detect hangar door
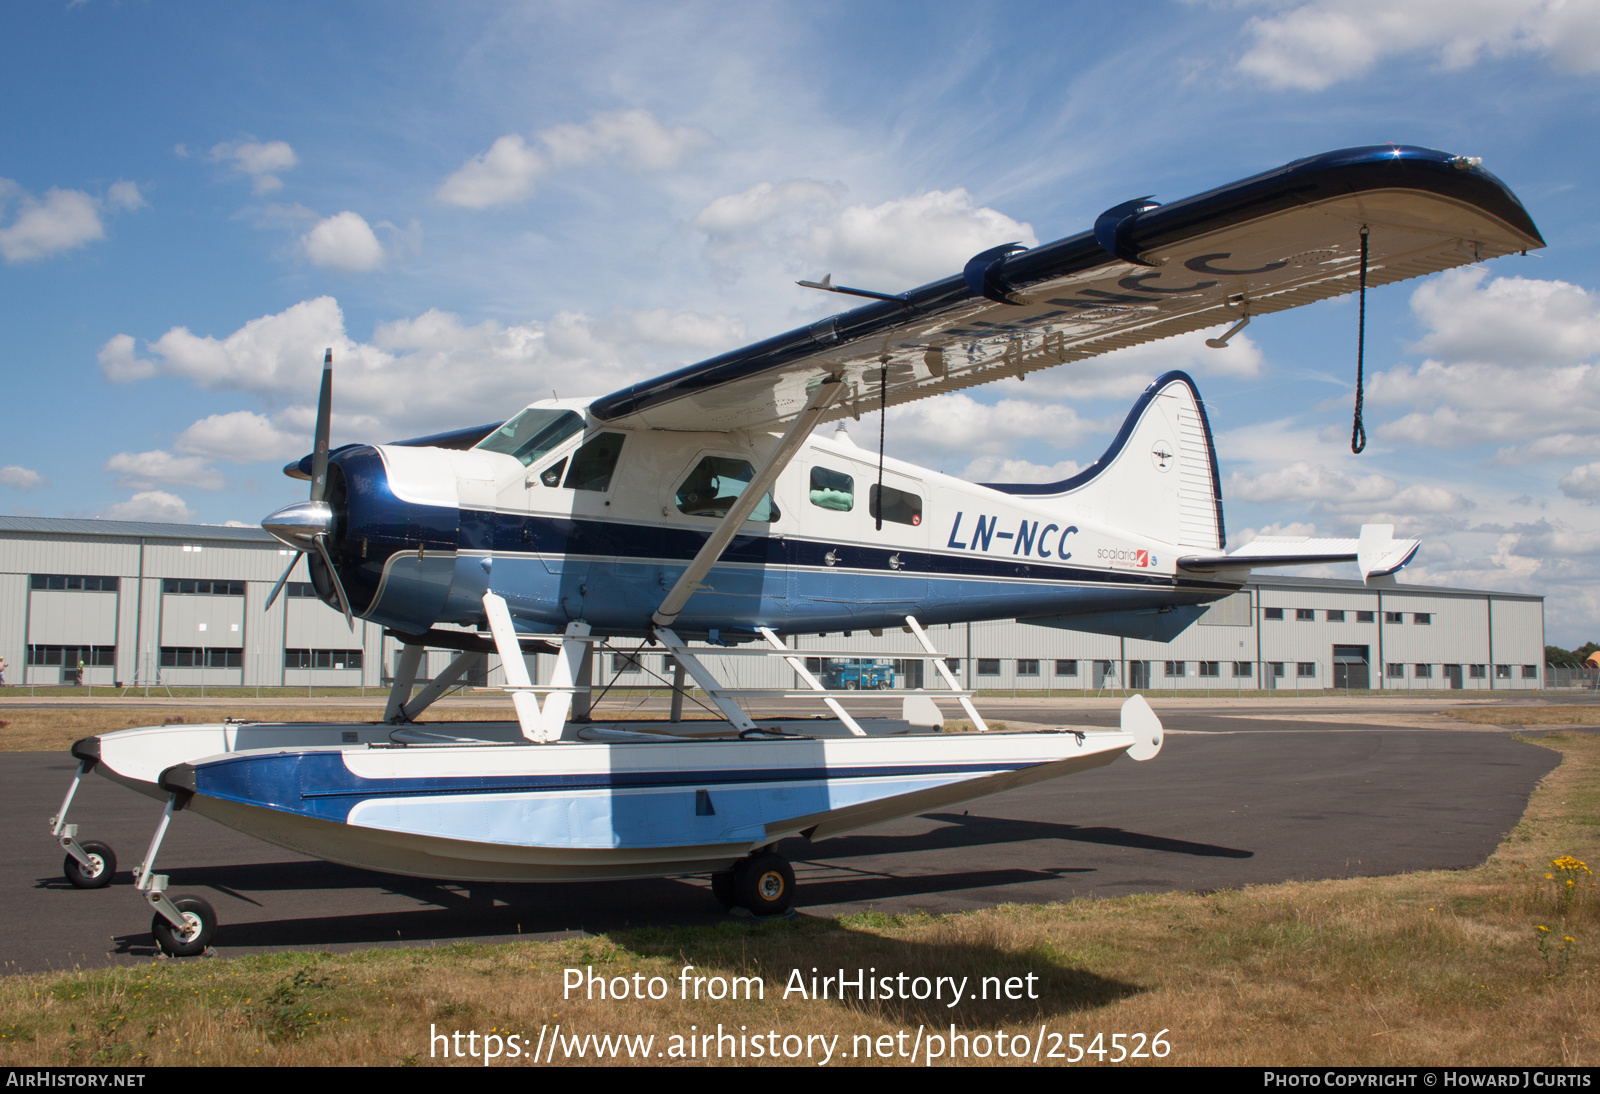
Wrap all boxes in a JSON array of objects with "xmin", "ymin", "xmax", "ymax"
[{"xmin": 1332, "ymin": 645, "xmax": 1370, "ymax": 690}]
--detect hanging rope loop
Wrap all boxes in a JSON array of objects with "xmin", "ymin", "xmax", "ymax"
[{"xmin": 1352, "ymin": 225, "xmax": 1369, "ymax": 454}]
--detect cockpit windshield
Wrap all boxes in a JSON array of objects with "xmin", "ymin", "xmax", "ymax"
[{"xmin": 474, "ymin": 409, "xmax": 585, "ymax": 467}]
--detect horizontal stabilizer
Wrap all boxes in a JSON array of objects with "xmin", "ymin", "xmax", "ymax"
[{"xmin": 1177, "ymin": 523, "xmax": 1418, "ymax": 584}]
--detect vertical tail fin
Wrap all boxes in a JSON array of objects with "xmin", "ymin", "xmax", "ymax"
[{"xmin": 979, "ymin": 371, "xmax": 1223, "ymax": 550}]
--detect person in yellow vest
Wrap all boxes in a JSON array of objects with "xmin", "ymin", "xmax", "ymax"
[{"xmin": 76, "ymin": 655, "xmax": 85, "ymax": 686}]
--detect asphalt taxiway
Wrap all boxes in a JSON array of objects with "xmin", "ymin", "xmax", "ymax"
[{"xmin": 0, "ymin": 699, "xmax": 1564, "ymax": 972}]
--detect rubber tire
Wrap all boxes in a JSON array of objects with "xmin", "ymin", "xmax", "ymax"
[
  {"xmin": 845, "ymin": 680, "xmax": 858, "ymax": 690},
  {"xmin": 152, "ymin": 896, "xmax": 216, "ymax": 958},
  {"xmin": 64, "ymin": 841, "xmax": 116, "ymax": 890},
  {"xmin": 877, "ymin": 679, "xmax": 891, "ymax": 690},
  {"xmin": 735, "ymin": 852, "xmax": 795, "ymax": 916},
  {"xmin": 710, "ymin": 870, "xmax": 738, "ymax": 911}
]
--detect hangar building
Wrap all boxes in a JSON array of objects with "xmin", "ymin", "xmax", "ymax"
[{"xmin": 0, "ymin": 515, "xmax": 1546, "ymax": 694}]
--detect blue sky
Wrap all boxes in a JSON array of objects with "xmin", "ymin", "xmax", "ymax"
[{"xmin": 4, "ymin": 1, "xmax": 1600, "ymax": 642}]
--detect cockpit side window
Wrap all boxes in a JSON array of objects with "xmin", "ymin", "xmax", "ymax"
[
  {"xmin": 562, "ymin": 433, "xmax": 626, "ymax": 492},
  {"xmin": 675, "ymin": 457, "xmax": 780, "ymax": 522},
  {"xmin": 475, "ymin": 409, "xmax": 584, "ymax": 467}
]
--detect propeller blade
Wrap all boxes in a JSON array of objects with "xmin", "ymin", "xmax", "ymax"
[
  {"xmin": 262, "ymin": 551, "xmax": 303, "ymax": 612},
  {"xmin": 309, "ymin": 347, "xmax": 333, "ymax": 503},
  {"xmin": 312, "ymin": 533, "xmax": 355, "ymax": 629}
]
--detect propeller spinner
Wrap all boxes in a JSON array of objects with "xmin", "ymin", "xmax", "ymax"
[{"xmin": 261, "ymin": 348, "xmax": 355, "ymax": 627}]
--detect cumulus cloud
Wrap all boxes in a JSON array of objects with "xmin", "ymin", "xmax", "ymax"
[
  {"xmin": 1409, "ymin": 269, "xmax": 1600, "ymax": 366},
  {"xmin": 100, "ymin": 295, "xmax": 747, "ymax": 442},
  {"xmin": 1229, "ymin": 460, "xmax": 1400, "ymax": 506},
  {"xmin": 438, "ymin": 110, "xmax": 712, "ymax": 208},
  {"xmin": 210, "ymin": 140, "xmax": 298, "ymax": 193},
  {"xmin": 174, "ymin": 411, "xmax": 307, "ymax": 464},
  {"xmin": 1361, "ymin": 270, "xmax": 1600, "ymax": 454},
  {"xmin": 1236, "ymin": 0, "xmax": 1600, "ymax": 91},
  {"xmin": 101, "ymin": 490, "xmax": 196, "ymax": 523},
  {"xmin": 301, "ymin": 211, "xmax": 385, "ymax": 272},
  {"xmin": 695, "ymin": 180, "xmax": 1038, "ymax": 289},
  {"xmin": 958, "ymin": 456, "xmax": 1083, "ymax": 484},
  {"xmin": 103, "ymin": 450, "xmax": 226, "ymax": 491},
  {"xmin": 0, "ymin": 183, "xmax": 105, "ymax": 263},
  {"xmin": 1559, "ymin": 461, "xmax": 1600, "ymax": 501},
  {"xmin": 0, "ymin": 465, "xmax": 45, "ymax": 489}
]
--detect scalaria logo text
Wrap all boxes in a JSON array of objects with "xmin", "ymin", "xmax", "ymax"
[{"xmin": 1097, "ymin": 547, "xmax": 1150, "ymax": 567}]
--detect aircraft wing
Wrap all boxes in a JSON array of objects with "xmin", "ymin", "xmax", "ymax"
[
  {"xmin": 1177, "ymin": 524, "xmax": 1420, "ymax": 583},
  {"xmin": 589, "ymin": 145, "xmax": 1543, "ymax": 432}
]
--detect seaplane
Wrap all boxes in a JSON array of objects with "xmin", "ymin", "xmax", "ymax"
[{"xmin": 48, "ymin": 145, "xmax": 1542, "ymax": 955}]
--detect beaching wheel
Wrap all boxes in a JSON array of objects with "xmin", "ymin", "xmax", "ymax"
[
  {"xmin": 64, "ymin": 841, "xmax": 116, "ymax": 889},
  {"xmin": 735, "ymin": 852, "xmax": 795, "ymax": 916},
  {"xmin": 152, "ymin": 896, "xmax": 216, "ymax": 957}
]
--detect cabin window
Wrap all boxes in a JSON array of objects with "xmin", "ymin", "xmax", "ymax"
[
  {"xmin": 562, "ymin": 432, "xmax": 626, "ymax": 492},
  {"xmin": 869, "ymin": 484, "xmax": 922, "ymax": 527},
  {"xmin": 475, "ymin": 408, "xmax": 585, "ymax": 467},
  {"xmin": 809, "ymin": 466, "xmax": 854, "ymax": 511},
  {"xmin": 675, "ymin": 457, "xmax": 780, "ymax": 522}
]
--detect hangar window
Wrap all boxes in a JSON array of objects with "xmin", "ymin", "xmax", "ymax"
[
  {"xmin": 1522, "ymin": 665, "xmax": 1538, "ymax": 679},
  {"xmin": 1296, "ymin": 662, "xmax": 1316, "ymax": 677},
  {"xmin": 161, "ymin": 647, "xmax": 239, "ymax": 668},
  {"xmin": 31, "ymin": 574, "xmax": 119, "ymax": 592},
  {"xmin": 611, "ymin": 653, "xmax": 642, "ymax": 674},
  {"xmin": 1053, "ymin": 659, "xmax": 1076, "ymax": 676},
  {"xmin": 1016, "ymin": 659, "xmax": 1040, "ymax": 676},
  {"xmin": 1267, "ymin": 662, "xmax": 1285, "ymax": 678},
  {"xmin": 163, "ymin": 579, "xmax": 245, "ymax": 596},
  {"xmin": 1165, "ymin": 661, "xmax": 1186, "ymax": 677},
  {"xmin": 1469, "ymin": 664, "xmax": 1487, "ymax": 678},
  {"xmin": 285, "ymin": 582, "xmax": 318, "ymax": 598},
  {"xmin": 1326, "ymin": 610, "xmax": 1345, "ymax": 622},
  {"xmin": 1233, "ymin": 661, "xmax": 1253, "ymax": 677},
  {"xmin": 1495, "ymin": 665, "xmax": 1512, "ymax": 679},
  {"xmin": 676, "ymin": 457, "xmax": 779, "ymax": 522},
  {"xmin": 1413, "ymin": 613, "xmax": 1432, "ymax": 625},
  {"xmin": 1414, "ymin": 663, "xmax": 1433, "ymax": 678},
  {"xmin": 285, "ymin": 649, "xmax": 364, "ymax": 669},
  {"xmin": 562, "ymin": 433, "xmax": 626, "ymax": 492},
  {"xmin": 809, "ymin": 467, "xmax": 854, "ymax": 511},
  {"xmin": 1263, "ymin": 608, "xmax": 1283, "ymax": 621},
  {"xmin": 1356, "ymin": 611, "xmax": 1375, "ymax": 623},
  {"xmin": 1387, "ymin": 663, "xmax": 1405, "ymax": 678},
  {"xmin": 1385, "ymin": 611, "xmax": 1403, "ymax": 623},
  {"xmin": 28, "ymin": 645, "xmax": 114, "ymax": 666},
  {"xmin": 1199, "ymin": 661, "xmax": 1220, "ymax": 677},
  {"xmin": 946, "ymin": 657, "xmax": 963, "ymax": 674},
  {"xmin": 869, "ymin": 484, "xmax": 922, "ymax": 527},
  {"xmin": 977, "ymin": 659, "xmax": 1001, "ymax": 676},
  {"xmin": 1295, "ymin": 609, "xmax": 1315, "ymax": 621},
  {"xmin": 476, "ymin": 408, "xmax": 584, "ymax": 467}
]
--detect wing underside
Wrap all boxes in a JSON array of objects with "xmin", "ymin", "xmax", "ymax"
[{"xmin": 590, "ymin": 146, "xmax": 1543, "ymax": 433}]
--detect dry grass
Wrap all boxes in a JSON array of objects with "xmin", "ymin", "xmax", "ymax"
[
  {"xmin": 1448, "ymin": 706, "xmax": 1600, "ymax": 727},
  {"xmin": 0, "ymin": 734, "xmax": 1594, "ymax": 1066}
]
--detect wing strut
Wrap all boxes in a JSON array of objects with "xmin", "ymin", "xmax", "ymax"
[{"xmin": 652, "ymin": 375, "xmax": 845, "ymax": 628}]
